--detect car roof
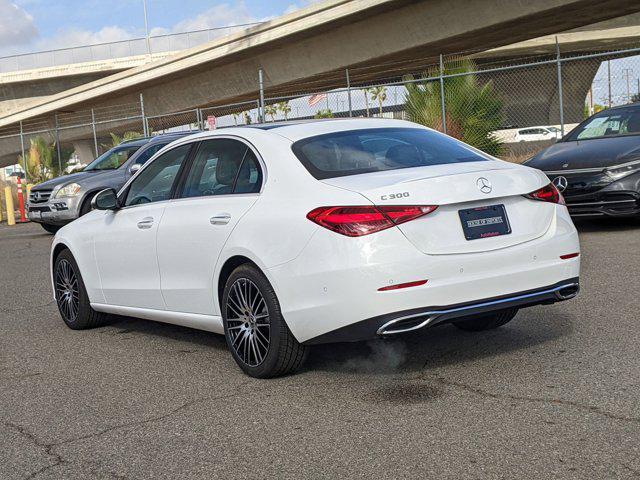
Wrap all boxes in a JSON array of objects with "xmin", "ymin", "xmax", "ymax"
[
  {"xmin": 119, "ymin": 130, "xmax": 201, "ymax": 147},
  {"xmin": 599, "ymin": 102, "xmax": 640, "ymax": 113},
  {"xmin": 181, "ymin": 118, "xmax": 422, "ymax": 143},
  {"xmin": 518, "ymin": 126, "xmax": 553, "ymax": 131}
]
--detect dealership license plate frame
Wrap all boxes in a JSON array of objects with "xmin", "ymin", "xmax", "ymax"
[{"xmin": 458, "ymin": 204, "xmax": 512, "ymax": 241}]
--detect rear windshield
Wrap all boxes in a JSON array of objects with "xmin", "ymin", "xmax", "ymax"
[{"xmin": 291, "ymin": 127, "xmax": 490, "ymax": 179}]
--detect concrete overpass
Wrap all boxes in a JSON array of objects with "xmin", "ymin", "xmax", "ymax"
[
  {"xmin": 0, "ymin": 53, "xmax": 175, "ymax": 115},
  {"xmin": 2, "ymin": 0, "xmax": 640, "ymax": 168}
]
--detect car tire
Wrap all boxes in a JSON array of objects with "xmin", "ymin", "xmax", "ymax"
[
  {"xmin": 453, "ymin": 308, "xmax": 519, "ymax": 332},
  {"xmin": 79, "ymin": 193, "xmax": 97, "ymax": 216},
  {"xmin": 54, "ymin": 249, "xmax": 108, "ymax": 330},
  {"xmin": 41, "ymin": 223, "xmax": 60, "ymax": 234},
  {"xmin": 222, "ymin": 264, "xmax": 307, "ymax": 378}
]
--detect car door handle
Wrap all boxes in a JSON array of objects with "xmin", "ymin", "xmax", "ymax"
[
  {"xmin": 137, "ymin": 217, "xmax": 154, "ymax": 229},
  {"xmin": 210, "ymin": 213, "xmax": 231, "ymax": 225}
]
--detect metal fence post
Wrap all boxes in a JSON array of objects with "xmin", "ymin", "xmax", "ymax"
[
  {"xmin": 346, "ymin": 68, "xmax": 353, "ymax": 117},
  {"xmin": 91, "ymin": 108, "xmax": 99, "ymax": 157},
  {"xmin": 439, "ymin": 54, "xmax": 447, "ymax": 135},
  {"xmin": 607, "ymin": 60, "xmax": 612, "ymax": 108},
  {"xmin": 556, "ymin": 37, "xmax": 565, "ymax": 137},
  {"xmin": 258, "ymin": 69, "xmax": 265, "ymax": 123},
  {"xmin": 140, "ymin": 93, "xmax": 149, "ymax": 136},
  {"xmin": 196, "ymin": 108, "xmax": 203, "ymax": 130},
  {"xmin": 19, "ymin": 121, "xmax": 27, "ymax": 182},
  {"xmin": 54, "ymin": 113, "xmax": 63, "ymax": 173}
]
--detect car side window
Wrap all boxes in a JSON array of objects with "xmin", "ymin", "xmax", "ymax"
[
  {"xmin": 133, "ymin": 143, "xmax": 167, "ymax": 166},
  {"xmin": 124, "ymin": 143, "xmax": 192, "ymax": 207},
  {"xmin": 180, "ymin": 139, "xmax": 262, "ymax": 198}
]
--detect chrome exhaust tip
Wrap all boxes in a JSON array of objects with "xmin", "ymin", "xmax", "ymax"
[
  {"xmin": 555, "ymin": 283, "xmax": 580, "ymax": 300},
  {"xmin": 376, "ymin": 313, "xmax": 436, "ymax": 336}
]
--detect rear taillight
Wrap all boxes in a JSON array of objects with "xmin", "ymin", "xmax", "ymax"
[
  {"xmin": 524, "ymin": 183, "xmax": 565, "ymax": 205},
  {"xmin": 307, "ymin": 205, "xmax": 437, "ymax": 237}
]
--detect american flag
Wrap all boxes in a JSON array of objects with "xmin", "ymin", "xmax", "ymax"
[{"xmin": 308, "ymin": 93, "xmax": 327, "ymax": 107}]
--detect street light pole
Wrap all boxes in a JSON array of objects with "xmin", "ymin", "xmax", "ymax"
[{"xmin": 143, "ymin": 0, "xmax": 151, "ymax": 58}]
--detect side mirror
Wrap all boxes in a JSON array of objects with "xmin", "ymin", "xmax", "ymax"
[
  {"xmin": 129, "ymin": 163, "xmax": 142, "ymax": 175},
  {"xmin": 92, "ymin": 188, "xmax": 119, "ymax": 211}
]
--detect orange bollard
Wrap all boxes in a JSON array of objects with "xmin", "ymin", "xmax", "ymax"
[{"xmin": 17, "ymin": 176, "xmax": 27, "ymax": 223}]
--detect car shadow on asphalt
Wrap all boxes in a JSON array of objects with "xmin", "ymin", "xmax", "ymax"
[
  {"xmin": 98, "ymin": 315, "xmax": 228, "ymax": 350},
  {"xmin": 95, "ymin": 310, "xmax": 572, "ymax": 377},
  {"xmin": 573, "ymin": 216, "xmax": 640, "ymax": 232},
  {"xmin": 306, "ymin": 312, "xmax": 573, "ymax": 376}
]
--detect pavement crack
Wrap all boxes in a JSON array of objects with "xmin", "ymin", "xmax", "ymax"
[
  {"xmin": 51, "ymin": 382, "xmax": 256, "ymax": 449},
  {"xmin": 4, "ymin": 421, "xmax": 66, "ymax": 480},
  {"xmin": 3, "ymin": 385, "xmax": 253, "ymax": 479},
  {"xmin": 428, "ymin": 376, "xmax": 640, "ymax": 424}
]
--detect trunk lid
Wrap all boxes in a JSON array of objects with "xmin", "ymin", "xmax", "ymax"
[{"xmin": 322, "ymin": 161, "xmax": 554, "ymax": 254}]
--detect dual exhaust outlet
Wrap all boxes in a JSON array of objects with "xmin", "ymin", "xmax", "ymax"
[{"xmin": 377, "ymin": 282, "xmax": 580, "ymax": 336}]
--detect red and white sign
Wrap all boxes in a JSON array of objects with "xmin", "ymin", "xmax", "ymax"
[{"xmin": 207, "ymin": 115, "xmax": 217, "ymax": 130}]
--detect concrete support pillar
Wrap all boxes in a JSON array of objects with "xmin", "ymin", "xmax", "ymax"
[
  {"xmin": 73, "ymin": 140, "xmax": 97, "ymax": 167},
  {"xmin": 486, "ymin": 57, "xmax": 601, "ymax": 127}
]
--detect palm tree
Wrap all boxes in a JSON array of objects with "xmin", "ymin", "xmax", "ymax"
[
  {"xmin": 23, "ymin": 137, "xmax": 55, "ymax": 183},
  {"xmin": 104, "ymin": 131, "xmax": 143, "ymax": 149},
  {"xmin": 314, "ymin": 109, "xmax": 334, "ymax": 119},
  {"xmin": 363, "ymin": 87, "xmax": 374, "ymax": 117},
  {"xmin": 370, "ymin": 86, "xmax": 387, "ymax": 116},
  {"xmin": 277, "ymin": 101, "xmax": 291, "ymax": 120},
  {"xmin": 264, "ymin": 104, "xmax": 278, "ymax": 122},
  {"xmin": 404, "ymin": 58, "xmax": 504, "ymax": 156}
]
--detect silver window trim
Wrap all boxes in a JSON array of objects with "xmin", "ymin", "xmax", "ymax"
[
  {"xmin": 117, "ymin": 142, "xmax": 194, "ymax": 210},
  {"xmin": 117, "ymin": 134, "xmax": 267, "ymax": 206},
  {"xmin": 175, "ymin": 136, "xmax": 266, "ymax": 200}
]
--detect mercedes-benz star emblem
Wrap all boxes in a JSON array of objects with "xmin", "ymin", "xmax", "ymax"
[
  {"xmin": 476, "ymin": 177, "xmax": 492, "ymax": 194},
  {"xmin": 553, "ymin": 176, "xmax": 568, "ymax": 192},
  {"xmin": 33, "ymin": 192, "xmax": 40, "ymax": 201}
]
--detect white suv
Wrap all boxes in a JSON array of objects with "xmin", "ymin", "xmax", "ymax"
[{"xmin": 515, "ymin": 126, "xmax": 561, "ymax": 142}]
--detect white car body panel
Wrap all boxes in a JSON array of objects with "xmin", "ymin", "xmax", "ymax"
[
  {"xmin": 157, "ymin": 194, "xmax": 259, "ymax": 315},
  {"xmin": 51, "ymin": 119, "xmax": 580, "ymax": 345},
  {"xmin": 93, "ymin": 202, "xmax": 167, "ymax": 309}
]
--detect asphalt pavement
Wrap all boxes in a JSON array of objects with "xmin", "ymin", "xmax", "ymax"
[{"xmin": 1, "ymin": 220, "xmax": 639, "ymax": 479}]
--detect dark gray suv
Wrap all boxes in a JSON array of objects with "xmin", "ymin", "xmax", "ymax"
[{"xmin": 28, "ymin": 132, "xmax": 194, "ymax": 233}]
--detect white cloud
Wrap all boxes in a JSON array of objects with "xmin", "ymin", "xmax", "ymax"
[
  {"xmin": 36, "ymin": 25, "xmax": 134, "ymax": 50},
  {"xmin": 169, "ymin": 2, "xmax": 257, "ymax": 32},
  {"xmin": 0, "ymin": 0, "xmax": 38, "ymax": 47}
]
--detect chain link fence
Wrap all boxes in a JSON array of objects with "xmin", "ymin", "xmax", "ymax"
[{"xmin": 3, "ymin": 42, "xmax": 640, "ymax": 187}]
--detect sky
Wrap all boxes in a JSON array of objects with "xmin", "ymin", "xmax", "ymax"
[{"xmin": 0, "ymin": 0, "xmax": 316, "ymax": 56}]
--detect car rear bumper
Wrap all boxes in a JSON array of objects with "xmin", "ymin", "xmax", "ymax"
[
  {"xmin": 304, "ymin": 278, "xmax": 579, "ymax": 344},
  {"xmin": 268, "ymin": 205, "xmax": 580, "ymax": 344}
]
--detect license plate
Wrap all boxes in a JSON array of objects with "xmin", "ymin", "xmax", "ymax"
[
  {"xmin": 30, "ymin": 210, "xmax": 41, "ymax": 220},
  {"xmin": 458, "ymin": 204, "xmax": 511, "ymax": 240}
]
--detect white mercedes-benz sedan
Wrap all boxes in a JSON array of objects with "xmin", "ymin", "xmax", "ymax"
[{"xmin": 50, "ymin": 119, "xmax": 580, "ymax": 378}]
